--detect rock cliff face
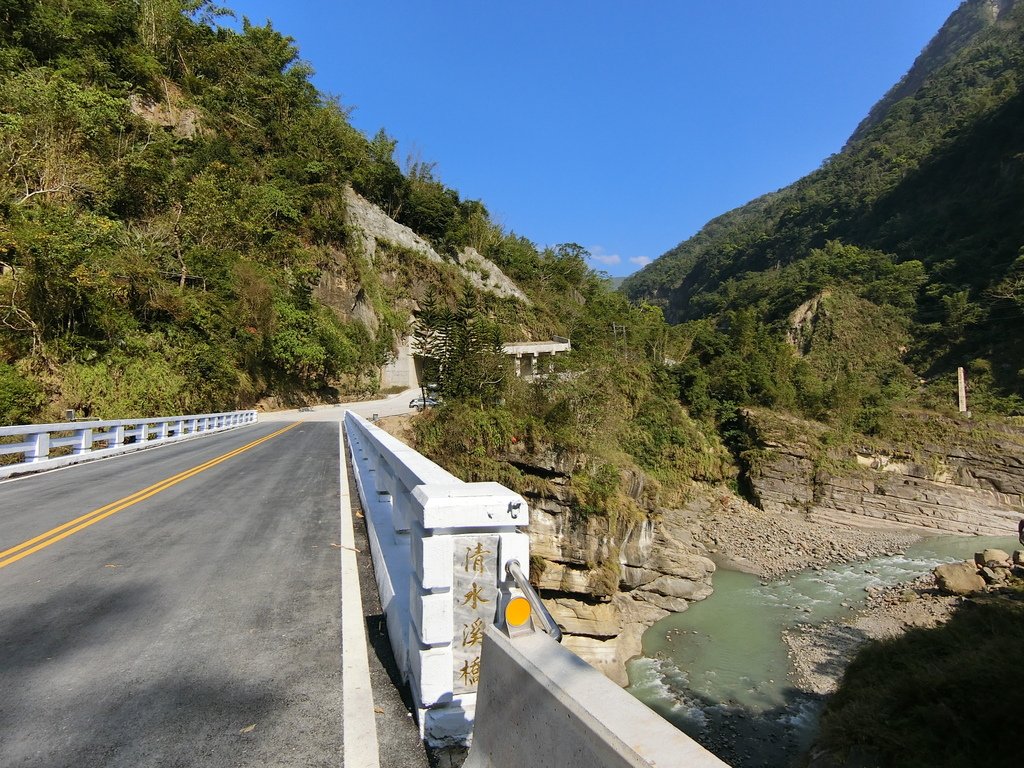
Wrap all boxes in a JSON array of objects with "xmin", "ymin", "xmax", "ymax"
[
  {"xmin": 340, "ymin": 187, "xmax": 528, "ymax": 304},
  {"xmin": 308, "ymin": 187, "xmax": 532, "ymax": 389},
  {"xmin": 742, "ymin": 408, "xmax": 1024, "ymax": 537},
  {"xmin": 314, "ymin": 187, "xmax": 530, "ymax": 337},
  {"xmin": 517, "ymin": 454, "xmax": 716, "ymax": 685}
]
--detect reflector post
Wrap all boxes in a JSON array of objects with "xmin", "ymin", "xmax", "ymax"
[{"xmin": 504, "ymin": 596, "xmax": 532, "ymax": 628}]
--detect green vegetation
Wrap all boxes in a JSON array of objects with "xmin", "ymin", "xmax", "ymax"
[
  {"xmin": 623, "ymin": 0, "xmax": 1024, "ymax": 424},
  {"xmin": 817, "ymin": 585, "xmax": 1024, "ymax": 767},
  {"xmin": 411, "ymin": 285, "xmax": 507, "ymax": 405},
  {"xmin": 0, "ymin": 2, "xmax": 728, "ymax": 529},
  {"xmin": 673, "ymin": 248, "xmax": 922, "ymax": 456},
  {"xmin": 0, "ymin": 0, "xmax": 550, "ymax": 423},
  {"xmin": 412, "ymin": 256, "xmax": 733, "ymax": 526}
]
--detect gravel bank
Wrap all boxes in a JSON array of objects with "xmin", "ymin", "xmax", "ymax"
[
  {"xmin": 783, "ymin": 573, "xmax": 959, "ymax": 696},
  {"xmin": 690, "ymin": 492, "xmax": 923, "ymax": 579}
]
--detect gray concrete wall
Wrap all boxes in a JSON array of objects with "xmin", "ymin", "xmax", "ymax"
[
  {"xmin": 380, "ymin": 340, "xmax": 418, "ymax": 390},
  {"xmin": 465, "ymin": 626, "xmax": 731, "ymax": 768}
]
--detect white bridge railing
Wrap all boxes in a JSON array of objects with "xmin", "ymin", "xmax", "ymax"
[
  {"xmin": 345, "ymin": 411, "xmax": 732, "ymax": 766},
  {"xmin": 0, "ymin": 410, "xmax": 258, "ymax": 480},
  {"xmin": 343, "ymin": 411, "xmax": 530, "ymax": 747}
]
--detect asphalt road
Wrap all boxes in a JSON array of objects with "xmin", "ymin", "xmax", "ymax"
[
  {"xmin": 0, "ymin": 421, "xmax": 346, "ymax": 767},
  {"xmin": 259, "ymin": 388, "xmax": 421, "ymax": 424}
]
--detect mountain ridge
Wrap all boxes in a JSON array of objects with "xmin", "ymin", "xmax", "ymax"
[
  {"xmin": 621, "ymin": 0, "xmax": 1024, "ymax": 408},
  {"xmin": 845, "ymin": 0, "xmax": 1013, "ymax": 147}
]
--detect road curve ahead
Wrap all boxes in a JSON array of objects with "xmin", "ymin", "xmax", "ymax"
[{"xmin": 0, "ymin": 421, "xmax": 345, "ymax": 768}]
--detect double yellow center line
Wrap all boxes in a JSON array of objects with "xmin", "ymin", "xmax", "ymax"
[{"xmin": 0, "ymin": 421, "xmax": 302, "ymax": 570}]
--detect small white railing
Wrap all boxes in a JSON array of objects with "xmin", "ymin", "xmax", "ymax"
[
  {"xmin": 343, "ymin": 411, "xmax": 530, "ymax": 747},
  {"xmin": 0, "ymin": 410, "xmax": 259, "ymax": 480}
]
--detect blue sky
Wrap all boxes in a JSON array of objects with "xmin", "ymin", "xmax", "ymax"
[{"xmin": 224, "ymin": 1, "xmax": 961, "ymax": 277}]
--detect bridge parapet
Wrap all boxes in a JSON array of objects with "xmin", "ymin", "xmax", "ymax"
[
  {"xmin": 345, "ymin": 411, "xmax": 732, "ymax": 766},
  {"xmin": 464, "ymin": 626, "xmax": 731, "ymax": 768},
  {"xmin": 343, "ymin": 411, "xmax": 530, "ymax": 746},
  {"xmin": 0, "ymin": 410, "xmax": 258, "ymax": 480}
]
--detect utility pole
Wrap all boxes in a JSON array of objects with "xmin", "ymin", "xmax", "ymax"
[
  {"xmin": 957, "ymin": 366, "xmax": 968, "ymax": 414},
  {"xmin": 611, "ymin": 323, "xmax": 627, "ymax": 357}
]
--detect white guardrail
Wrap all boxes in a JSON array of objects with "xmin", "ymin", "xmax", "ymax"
[
  {"xmin": 343, "ymin": 411, "xmax": 530, "ymax": 748},
  {"xmin": 345, "ymin": 410, "xmax": 732, "ymax": 766},
  {"xmin": 0, "ymin": 410, "xmax": 259, "ymax": 480}
]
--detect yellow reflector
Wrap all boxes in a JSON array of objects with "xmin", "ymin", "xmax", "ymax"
[{"xmin": 505, "ymin": 596, "xmax": 532, "ymax": 627}]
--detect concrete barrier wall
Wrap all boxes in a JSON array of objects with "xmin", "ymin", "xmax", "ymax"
[
  {"xmin": 343, "ymin": 411, "xmax": 530, "ymax": 746},
  {"xmin": 465, "ymin": 626, "xmax": 731, "ymax": 768}
]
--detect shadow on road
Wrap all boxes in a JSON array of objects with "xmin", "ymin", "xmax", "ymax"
[{"xmin": 0, "ymin": 580, "xmax": 307, "ymax": 768}]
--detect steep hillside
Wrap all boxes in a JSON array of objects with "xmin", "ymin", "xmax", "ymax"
[
  {"xmin": 0, "ymin": 0, "xmax": 612, "ymax": 422},
  {"xmin": 847, "ymin": 0, "xmax": 1013, "ymax": 144},
  {"xmin": 622, "ymin": 0, "xmax": 1024, "ymax": 409}
]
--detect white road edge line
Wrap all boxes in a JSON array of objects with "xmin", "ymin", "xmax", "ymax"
[{"xmin": 339, "ymin": 425, "xmax": 381, "ymax": 768}]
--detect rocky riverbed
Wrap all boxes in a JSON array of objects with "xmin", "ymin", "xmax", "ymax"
[
  {"xmin": 783, "ymin": 573, "xmax": 959, "ymax": 696},
  {"xmin": 689, "ymin": 490, "xmax": 923, "ymax": 579}
]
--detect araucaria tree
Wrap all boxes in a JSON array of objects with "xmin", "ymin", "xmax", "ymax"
[{"xmin": 411, "ymin": 287, "xmax": 507, "ymax": 405}]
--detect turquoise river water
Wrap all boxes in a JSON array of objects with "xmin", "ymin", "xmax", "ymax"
[{"xmin": 625, "ymin": 534, "xmax": 1019, "ymax": 766}]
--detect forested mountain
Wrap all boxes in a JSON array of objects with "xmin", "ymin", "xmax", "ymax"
[
  {"xmin": 0, "ymin": 0, "xmax": 412, "ymax": 419},
  {"xmin": 623, "ymin": 0, "xmax": 1024, "ymax": 420},
  {"xmin": 0, "ymin": 1, "xmax": 647, "ymax": 420},
  {"xmin": 0, "ymin": 1, "xmax": 725, "ymax": 517}
]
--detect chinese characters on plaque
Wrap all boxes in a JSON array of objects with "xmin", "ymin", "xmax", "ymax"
[{"xmin": 452, "ymin": 535, "xmax": 499, "ymax": 693}]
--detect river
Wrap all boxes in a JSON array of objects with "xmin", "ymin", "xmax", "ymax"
[{"xmin": 625, "ymin": 534, "xmax": 1020, "ymax": 767}]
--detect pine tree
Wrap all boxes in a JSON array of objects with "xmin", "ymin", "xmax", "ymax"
[{"xmin": 412, "ymin": 286, "xmax": 443, "ymax": 402}]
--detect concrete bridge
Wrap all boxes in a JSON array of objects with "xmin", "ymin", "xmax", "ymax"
[
  {"xmin": 382, "ymin": 337, "xmax": 572, "ymax": 390},
  {"xmin": 0, "ymin": 397, "xmax": 728, "ymax": 767}
]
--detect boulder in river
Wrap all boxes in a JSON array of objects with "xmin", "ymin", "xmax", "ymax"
[
  {"xmin": 974, "ymin": 548, "xmax": 1010, "ymax": 567},
  {"xmin": 934, "ymin": 562, "xmax": 985, "ymax": 595}
]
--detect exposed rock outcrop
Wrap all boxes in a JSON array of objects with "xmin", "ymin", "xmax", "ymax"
[
  {"xmin": 523, "ymin": 459, "xmax": 717, "ymax": 685},
  {"xmin": 742, "ymin": 408, "xmax": 1024, "ymax": 538},
  {"xmin": 342, "ymin": 187, "xmax": 528, "ymax": 303},
  {"xmin": 934, "ymin": 561, "xmax": 986, "ymax": 594},
  {"xmin": 937, "ymin": 548, "xmax": 1024, "ymax": 593},
  {"xmin": 128, "ymin": 81, "xmax": 203, "ymax": 138},
  {"xmin": 455, "ymin": 247, "xmax": 530, "ymax": 304}
]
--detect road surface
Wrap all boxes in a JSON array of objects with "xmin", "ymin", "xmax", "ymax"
[{"xmin": 0, "ymin": 421, "xmax": 346, "ymax": 767}]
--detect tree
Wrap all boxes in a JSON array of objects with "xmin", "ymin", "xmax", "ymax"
[
  {"xmin": 412, "ymin": 285, "xmax": 445, "ymax": 402},
  {"xmin": 412, "ymin": 287, "xmax": 507, "ymax": 404}
]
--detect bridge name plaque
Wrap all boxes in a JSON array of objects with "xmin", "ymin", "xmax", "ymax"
[{"xmin": 452, "ymin": 533, "xmax": 500, "ymax": 694}]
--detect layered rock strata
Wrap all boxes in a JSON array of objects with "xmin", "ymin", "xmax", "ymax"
[
  {"xmin": 742, "ymin": 409, "xmax": 1024, "ymax": 537},
  {"xmin": 520, "ymin": 456, "xmax": 716, "ymax": 685}
]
